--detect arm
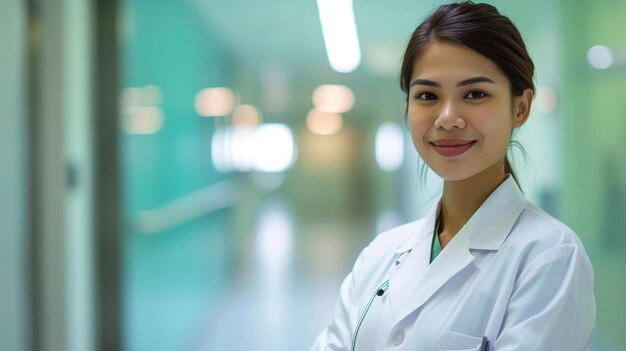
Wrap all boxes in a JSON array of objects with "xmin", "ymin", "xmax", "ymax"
[{"xmin": 494, "ymin": 244, "xmax": 596, "ymax": 350}]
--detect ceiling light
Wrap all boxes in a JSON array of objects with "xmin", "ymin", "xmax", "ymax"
[
  {"xmin": 312, "ymin": 84, "xmax": 355, "ymax": 113},
  {"xmin": 232, "ymin": 104, "xmax": 262, "ymax": 128},
  {"xmin": 195, "ymin": 87, "xmax": 236, "ymax": 117},
  {"xmin": 123, "ymin": 107, "xmax": 164, "ymax": 135},
  {"xmin": 316, "ymin": 0, "xmax": 361, "ymax": 73},
  {"xmin": 306, "ymin": 108, "xmax": 343, "ymax": 135}
]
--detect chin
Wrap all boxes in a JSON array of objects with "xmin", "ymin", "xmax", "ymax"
[
  {"xmin": 430, "ymin": 166, "xmax": 477, "ymax": 182},
  {"xmin": 439, "ymin": 173, "xmax": 475, "ymax": 182}
]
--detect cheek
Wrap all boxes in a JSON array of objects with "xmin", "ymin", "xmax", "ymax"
[
  {"xmin": 477, "ymin": 101, "xmax": 513, "ymax": 125},
  {"xmin": 480, "ymin": 111, "xmax": 514, "ymax": 149},
  {"xmin": 407, "ymin": 107, "xmax": 430, "ymax": 133},
  {"xmin": 407, "ymin": 114, "xmax": 429, "ymax": 149}
]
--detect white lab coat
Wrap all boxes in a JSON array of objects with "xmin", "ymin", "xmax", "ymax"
[{"xmin": 311, "ymin": 177, "xmax": 596, "ymax": 351}]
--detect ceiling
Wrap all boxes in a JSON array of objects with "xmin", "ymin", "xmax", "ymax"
[
  {"xmin": 184, "ymin": 0, "xmax": 548, "ymax": 122},
  {"xmin": 184, "ymin": 1, "xmax": 443, "ymax": 116},
  {"xmin": 188, "ymin": 0, "xmax": 438, "ymax": 72}
]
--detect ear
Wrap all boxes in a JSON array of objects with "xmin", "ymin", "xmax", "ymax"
[{"xmin": 513, "ymin": 88, "xmax": 533, "ymax": 128}]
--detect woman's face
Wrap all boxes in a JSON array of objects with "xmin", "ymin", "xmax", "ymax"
[{"xmin": 407, "ymin": 41, "xmax": 531, "ymax": 182}]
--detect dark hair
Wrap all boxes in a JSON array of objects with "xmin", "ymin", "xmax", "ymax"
[{"xmin": 400, "ymin": 1, "xmax": 535, "ymax": 183}]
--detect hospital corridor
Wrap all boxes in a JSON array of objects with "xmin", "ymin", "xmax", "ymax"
[{"xmin": 1, "ymin": 0, "xmax": 626, "ymax": 350}]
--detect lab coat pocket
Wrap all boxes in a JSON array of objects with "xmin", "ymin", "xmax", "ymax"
[{"xmin": 433, "ymin": 330, "xmax": 485, "ymax": 351}]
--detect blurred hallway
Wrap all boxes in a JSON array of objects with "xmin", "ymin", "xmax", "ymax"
[{"xmin": 2, "ymin": 0, "xmax": 626, "ymax": 350}]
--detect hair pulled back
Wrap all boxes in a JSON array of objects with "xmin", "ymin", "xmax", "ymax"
[{"xmin": 401, "ymin": 1, "xmax": 535, "ymax": 97}]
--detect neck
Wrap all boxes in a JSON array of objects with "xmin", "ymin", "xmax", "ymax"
[{"xmin": 438, "ymin": 163, "xmax": 507, "ymax": 245}]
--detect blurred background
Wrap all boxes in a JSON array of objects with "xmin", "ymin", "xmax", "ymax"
[{"xmin": 1, "ymin": 0, "xmax": 625, "ymax": 350}]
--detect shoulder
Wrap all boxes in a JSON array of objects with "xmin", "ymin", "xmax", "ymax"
[
  {"xmin": 504, "ymin": 201, "xmax": 593, "ymax": 270},
  {"xmin": 514, "ymin": 201, "xmax": 585, "ymax": 246}
]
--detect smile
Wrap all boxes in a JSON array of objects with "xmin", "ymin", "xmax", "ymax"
[{"xmin": 431, "ymin": 140, "xmax": 476, "ymax": 157}]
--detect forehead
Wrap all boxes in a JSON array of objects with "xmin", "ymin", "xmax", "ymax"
[{"xmin": 411, "ymin": 41, "xmax": 508, "ymax": 85}]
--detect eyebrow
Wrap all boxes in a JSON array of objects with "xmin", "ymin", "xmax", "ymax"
[{"xmin": 410, "ymin": 76, "xmax": 496, "ymax": 89}]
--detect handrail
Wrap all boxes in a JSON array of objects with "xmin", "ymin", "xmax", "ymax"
[{"xmin": 132, "ymin": 179, "xmax": 241, "ymax": 234}]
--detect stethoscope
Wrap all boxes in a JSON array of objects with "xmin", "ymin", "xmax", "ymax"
[
  {"xmin": 351, "ymin": 250, "xmax": 411, "ymax": 351},
  {"xmin": 351, "ymin": 279, "xmax": 390, "ymax": 351}
]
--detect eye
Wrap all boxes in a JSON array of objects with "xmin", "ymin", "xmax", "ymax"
[
  {"xmin": 465, "ymin": 90, "xmax": 487, "ymax": 99},
  {"xmin": 415, "ymin": 92, "xmax": 438, "ymax": 101}
]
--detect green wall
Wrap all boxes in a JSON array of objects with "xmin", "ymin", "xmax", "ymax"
[
  {"xmin": 120, "ymin": 1, "xmax": 235, "ymax": 350},
  {"xmin": 561, "ymin": 0, "xmax": 626, "ymax": 348}
]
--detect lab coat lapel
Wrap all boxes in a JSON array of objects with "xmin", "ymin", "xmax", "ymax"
[
  {"xmin": 394, "ymin": 227, "xmax": 476, "ymax": 324},
  {"xmin": 465, "ymin": 177, "xmax": 526, "ymax": 251},
  {"xmin": 387, "ymin": 205, "xmax": 437, "ymax": 320}
]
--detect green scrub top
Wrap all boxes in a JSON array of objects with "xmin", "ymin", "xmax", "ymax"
[{"xmin": 430, "ymin": 214, "xmax": 443, "ymax": 263}]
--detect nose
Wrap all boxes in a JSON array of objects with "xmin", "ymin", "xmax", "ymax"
[{"xmin": 434, "ymin": 99, "xmax": 465, "ymax": 130}]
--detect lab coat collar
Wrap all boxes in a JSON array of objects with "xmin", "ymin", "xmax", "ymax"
[
  {"xmin": 463, "ymin": 175, "xmax": 526, "ymax": 250},
  {"xmin": 389, "ymin": 175, "xmax": 526, "ymax": 324},
  {"xmin": 392, "ymin": 175, "xmax": 525, "ymax": 254}
]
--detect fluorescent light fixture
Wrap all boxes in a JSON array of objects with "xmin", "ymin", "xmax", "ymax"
[
  {"xmin": 211, "ymin": 124, "xmax": 296, "ymax": 173},
  {"xmin": 231, "ymin": 128, "xmax": 256, "ymax": 172},
  {"xmin": 232, "ymin": 104, "xmax": 262, "ymax": 128},
  {"xmin": 123, "ymin": 107, "xmax": 164, "ymax": 135},
  {"xmin": 251, "ymin": 124, "xmax": 296, "ymax": 172},
  {"xmin": 195, "ymin": 87, "xmax": 236, "ymax": 117},
  {"xmin": 316, "ymin": 0, "xmax": 361, "ymax": 73},
  {"xmin": 312, "ymin": 84, "xmax": 355, "ymax": 113},
  {"xmin": 211, "ymin": 127, "xmax": 231, "ymax": 172},
  {"xmin": 306, "ymin": 108, "xmax": 343, "ymax": 135},
  {"xmin": 375, "ymin": 122, "xmax": 404, "ymax": 171}
]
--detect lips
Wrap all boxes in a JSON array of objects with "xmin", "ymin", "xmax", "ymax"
[{"xmin": 430, "ymin": 139, "xmax": 476, "ymax": 157}]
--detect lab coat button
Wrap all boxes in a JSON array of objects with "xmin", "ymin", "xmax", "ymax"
[{"xmin": 391, "ymin": 330, "xmax": 405, "ymax": 346}]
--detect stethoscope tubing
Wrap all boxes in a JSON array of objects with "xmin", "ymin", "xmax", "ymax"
[{"xmin": 351, "ymin": 279, "xmax": 390, "ymax": 351}]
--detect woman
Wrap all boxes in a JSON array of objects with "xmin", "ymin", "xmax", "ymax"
[{"xmin": 311, "ymin": 2, "xmax": 595, "ymax": 350}]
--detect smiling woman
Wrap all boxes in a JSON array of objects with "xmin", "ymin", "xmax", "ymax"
[
  {"xmin": 311, "ymin": 2, "xmax": 596, "ymax": 351},
  {"xmin": 407, "ymin": 41, "xmax": 532, "ymax": 185}
]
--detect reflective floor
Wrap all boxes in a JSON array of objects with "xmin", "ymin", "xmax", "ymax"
[
  {"xmin": 194, "ymin": 199, "xmax": 366, "ymax": 350},
  {"xmin": 125, "ymin": 191, "xmax": 379, "ymax": 351}
]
